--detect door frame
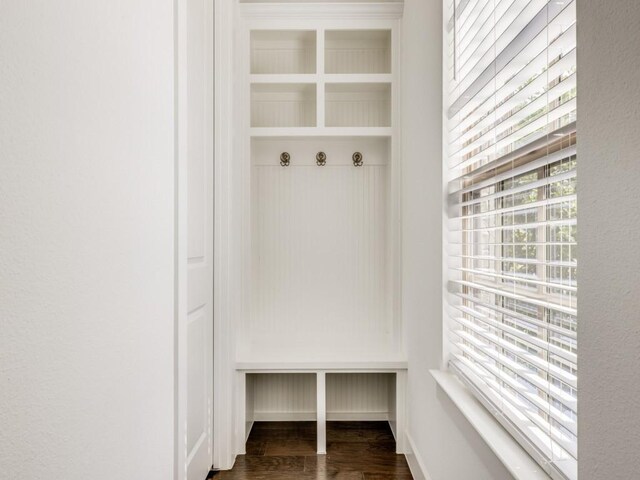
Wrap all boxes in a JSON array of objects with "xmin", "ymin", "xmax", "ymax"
[{"xmin": 175, "ymin": 0, "xmax": 233, "ymax": 478}]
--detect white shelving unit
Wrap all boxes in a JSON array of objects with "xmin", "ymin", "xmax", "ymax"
[
  {"xmin": 248, "ymin": 26, "xmax": 395, "ymax": 136},
  {"xmin": 234, "ymin": 1, "xmax": 405, "ymax": 458}
]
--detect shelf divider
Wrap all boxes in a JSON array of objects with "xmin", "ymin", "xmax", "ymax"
[{"xmin": 316, "ymin": 28, "xmax": 325, "ymax": 128}]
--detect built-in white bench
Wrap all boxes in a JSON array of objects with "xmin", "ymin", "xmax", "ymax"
[{"xmin": 236, "ymin": 360, "xmax": 408, "ymax": 455}]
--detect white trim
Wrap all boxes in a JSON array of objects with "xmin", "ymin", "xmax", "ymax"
[
  {"xmin": 253, "ymin": 412, "xmax": 318, "ymax": 421},
  {"xmin": 174, "ymin": 0, "xmax": 188, "ymax": 478},
  {"xmin": 236, "ymin": 360, "xmax": 408, "ymax": 371},
  {"xmin": 252, "ymin": 412, "xmax": 390, "ymax": 422},
  {"xmin": 328, "ymin": 412, "xmax": 389, "ymax": 421},
  {"xmin": 249, "ymin": 127, "xmax": 393, "ymax": 137},
  {"xmin": 316, "ymin": 372, "xmax": 327, "ymax": 454},
  {"xmin": 213, "ymin": 0, "xmax": 238, "ymax": 471},
  {"xmin": 430, "ymin": 370, "xmax": 551, "ymax": 480},
  {"xmin": 240, "ymin": 2, "xmax": 404, "ymax": 20},
  {"xmin": 404, "ymin": 432, "xmax": 433, "ymax": 480}
]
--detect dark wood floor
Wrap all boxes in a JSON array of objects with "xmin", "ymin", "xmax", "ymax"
[{"xmin": 212, "ymin": 421, "xmax": 413, "ymax": 479}]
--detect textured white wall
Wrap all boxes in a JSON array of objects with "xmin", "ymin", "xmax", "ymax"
[
  {"xmin": 401, "ymin": 0, "xmax": 514, "ymax": 478},
  {"xmin": 578, "ymin": 2, "xmax": 640, "ymax": 478},
  {"xmin": 0, "ymin": 2, "xmax": 175, "ymax": 479}
]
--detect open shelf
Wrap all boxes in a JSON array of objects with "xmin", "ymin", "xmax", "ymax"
[
  {"xmin": 251, "ymin": 83, "xmax": 317, "ymax": 128},
  {"xmin": 325, "ymin": 83, "xmax": 391, "ymax": 127},
  {"xmin": 251, "ymin": 30, "xmax": 316, "ymax": 74},
  {"xmin": 325, "ymin": 30, "xmax": 391, "ymax": 74}
]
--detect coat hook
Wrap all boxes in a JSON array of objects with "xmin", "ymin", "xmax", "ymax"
[
  {"xmin": 316, "ymin": 151, "xmax": 326, "ymax": 166},
  {"xmin": 280, "ymin": 152, "xmax": 290, "ymax": 167},
  {"xmin": 352, "ymin": 152, "xmax": 363, "ymax": 167}
]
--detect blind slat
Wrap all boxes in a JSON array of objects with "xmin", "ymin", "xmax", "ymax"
[{"xmin": 446, "ymin": 0, "xmax": 578, "ymax": 476}]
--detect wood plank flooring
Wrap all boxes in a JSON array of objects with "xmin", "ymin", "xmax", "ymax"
[{"xmin": 212, "ymin": 421, "xmax": 413, "ymax": 479}]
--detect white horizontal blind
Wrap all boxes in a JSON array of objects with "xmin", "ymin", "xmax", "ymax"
[{"xmin": 445, "ymin": 1, "xmax": 577, "ymax": 479}]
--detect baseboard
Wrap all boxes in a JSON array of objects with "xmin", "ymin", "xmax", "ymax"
[
  {"xmin": 328, "ymin": 412, "xmax": 389, "ymax": 421},
  {"xmin": 253, "ymin": 412, "xmax": 316, "ymax": 421},
  {"xmin": 253, "ymin": 412, "xmax": 390, "ymax": 422},
  {"xmin": 404, "ymin": 432, "xmax": 433, "ymax": 480}
]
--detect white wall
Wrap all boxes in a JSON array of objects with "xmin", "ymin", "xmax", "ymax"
[
  {"xmin": 0, "ymin": 2, "xmax": 176, "ymax": 479},
  {"xmin": 578, "ymin": 2, "xmax": 640, "ymax": 478},
  {"xmin": 401, "ymin": 0, "xmax": 514, "ymax": 478}
]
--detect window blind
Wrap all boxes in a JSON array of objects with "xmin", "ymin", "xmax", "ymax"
[{"xmin": 445, "ymin": 1, "xmax": 577, "ymax": 479}]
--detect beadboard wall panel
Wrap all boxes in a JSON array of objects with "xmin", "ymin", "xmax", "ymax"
[
  {"xmin": 326, "ymin": 48, "xmax": 390, "ymax": 74},
  {"xmin": 251, "ymin": 84, "xmax": 316, "ymax": 127},
  {"xmin": 325, "ymin": 84, "xmax": 391, "ymax": 127},
  {"xmin": 250, "ymin": 373, "xmax": 317, "ymax": 421},
  {"xmin": 251, "ymin": 31, "xmax": 316, "ymax": 74},
  {"xmin": 325, "ymin": 30, "xmax": 391, "ymax": 74},
  {"xmin": 248, "ymin": 373, "xmax": 393, "ymax": 421},
  {"xmin": 248, "ymin": 154, "xmax": 391, "ymax": 358},
  {"xmin": 326, "ymin": 373, "xmax": 393, "ymax": 419},
  {"xmin": 244, "ymin": 138, "xmax": 394, "ymax": 360}
]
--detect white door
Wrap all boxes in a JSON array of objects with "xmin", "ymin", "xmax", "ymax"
[{"xmin": 176, "ymin": 0, "xmax": 214, "ymax": 479}]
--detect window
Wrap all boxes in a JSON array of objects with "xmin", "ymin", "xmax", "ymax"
[{"xmin": 445, "ymin": 1, "xmax": 577, "ymax": 479}]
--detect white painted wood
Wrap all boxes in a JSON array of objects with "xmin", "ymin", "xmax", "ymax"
[
  {"xmin": 317, "ymin": 372, "xmax": 327, "ymax": 454},
  {"xmin": 251, "ymin": 83, "xmax": 317, "ymax": 127},
  {"xmin": 325, "ymin": 82, "xmax": 391, "ymax": 127},
  {"xmin": 325, "ymin": 30, "xmax": 391, "ymax": 74},
  {"xmin": 249, "ymin": 126, "xmax": 393, "ymax": 137},
  {"xmin": 235, "ymin": 372, "xmax": 247, "ymax": 455},
  {"xmin": 177, "ymin": 0, "xmax": 214, "ymax": 479},
  {"xmin": 326, "ymin": 373, "xmax": 393, "ymax": 418},
  {"xmin": 316, "ymin": 27, "xmax": 325, "ymax": 127},
  {"xmin": 325, "ymin": 73, "xmax": 393, "ymax": 83},
  {"xmin": 213, "ymin": 0, "xmax": 239, "ymax": 470},
  {"xmin": 245, "ymin": 371, "xmax": 397, "ymax": 422},
  {"xmin": 430, "ymin": 370, "xmax": 549, "ymax": 480},
  {"xmin": 394, "ymin": 370, "xmax": 407, "ymax": 454},
  {"xmin": 236, "ymin": 360, "xmax": 408, "ymax": 371},
  {"xmin": 176, "ymin": 1, "xmax": 189, "ymax": 476},
  {"xmin": 227, "ymin": 4, "xmax": 406, "ymax": 462},
  {"xmin": 251, "ymin": 74, "xmax": 317, "ymax": 83},
  {"xmin": 248, "ymin": 141, "xmax": 391, "ymax": 360},
  {"xmin": 239, "ymin": 2, "xmax": 404, "ymax": 20},
  {"xmin": 251, "ymin": 30, "xmax": 316, "ymax": 74}
]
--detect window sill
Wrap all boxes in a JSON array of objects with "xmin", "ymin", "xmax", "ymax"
[{"xmin": 430, "ymin": 370, "xmax": 551, "ymax": 480}]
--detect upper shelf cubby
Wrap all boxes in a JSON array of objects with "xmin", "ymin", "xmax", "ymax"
[
  {"xmin": 251, "ymin": 30, "xmax": 316, "ymax": 74},
  {"xmin": 251, "ymin": 83, "xmax": 317, "ymax": 128},
  {"xmin": 325, "ymin": 30, "xmax": 391, "ymax": 74}
]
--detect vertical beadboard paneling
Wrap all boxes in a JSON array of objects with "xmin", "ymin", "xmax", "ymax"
[
  {"xmin": 251, "ymin": 84, "xmax": 316, "ymax": 128},
  {"xmin": 250, "ymin": 373, "xmax": 317, "ymax": 420},
  {"xmin": 251, "ymin": 30, "xmax": 316, "ymax": 74},
  {"xmin": 325, "ymin": 84, "xmax": 391, "ymax": 127},
  {"xmin": 326, "ymin": 373, "xmax": 392, "ymax": 417},
  {"xmin": 325, "ymin": 30, "xmax": 391, "ymax": 74},
  {"xmin": 249, "ymin": 373, "xmax": 393, "ymax": 420},
  {"xmin": 326, "ymin": 47, "xmax": 390, "ymax": 74},
  {"xmin": 247, "ymin": 138, "xmax": 392, "ymax": 359},
  {"xmin": 252, "ymin": 163, "xmax": 389, "ymax": 344}
]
